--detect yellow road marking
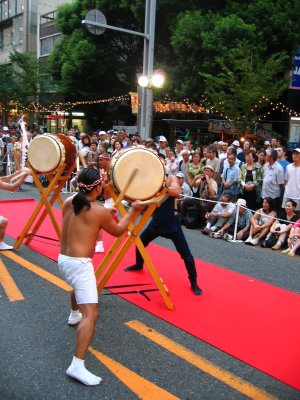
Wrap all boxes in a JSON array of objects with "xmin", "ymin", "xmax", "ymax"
[
  {"xmin": 2, "ymin": 251, "xmax": 72, "ymax": 292},
  {"xmin": 126, "ymin": 320, "xmax": 277, "ymax": 400},
  {"xmin": 0, "ymin": 259, "xmax": 24, "ymax": 302},
  {"xmin": 89, "ymin": 346, "xmax": 179, "ymax": 400}
]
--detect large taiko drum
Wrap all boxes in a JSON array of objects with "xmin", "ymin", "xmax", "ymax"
[
  {"xmin": 109, "ymin": 146, "xmax": 166, "ymax": 201},
  {"xmin": 27, "ymin": 134, "xmax": 77, "ymax": 175}
]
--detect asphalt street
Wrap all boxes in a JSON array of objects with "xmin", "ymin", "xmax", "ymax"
[{"xmin": 0, "ymin": 183, "xmax": 299, "ymax": 400}]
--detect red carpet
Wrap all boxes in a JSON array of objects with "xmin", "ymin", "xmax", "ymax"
[{"xmin": 2, "ymin": 199, "xmax": 300, "ymax": 390}]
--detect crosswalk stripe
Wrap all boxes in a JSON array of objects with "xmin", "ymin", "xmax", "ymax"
[
  {"xmin": 126, "ymin": 320, "xmax": 277, "ymax": 400},
  {"xmin": 2, "ymin": 251, "xmax": 72, "ymax": 292},
  {"xmin": 89, "ymin": 346, "xmax": 179, "ymax": 400},
  {"xmin": 0, "ymin": 259, "xmax": 24, "ymax": 301}
]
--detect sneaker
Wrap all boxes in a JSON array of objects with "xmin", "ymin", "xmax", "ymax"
[
  {"xmin": 201, "ymin": 227, "xmax": 211, "ymax": 235},
  {"xmin": 0, "ymin": 241, "xmax": 13, "ymax": 251},
  {"xmin": 282, "ymin": 247, "xmax": 291, "ymax": 254},
  {"xmin": 95, "ymin": 242, "xmax": 104, "ymax": 253},
  {"xmin": 288, "ymin": 251, "xmax": 295, "ymax": 257},
  {"xmin": 209, "ymin": 232, "xmax": 222, "ymax": 239},
  {"xmin": 223, "ymin": 233, "xmax": 233, "ymax": 241},
  {"xmin": 250, "ymin": 238, "xmax": 260, "ymax": 246},
  {"xmin": 272, "ymin": 242, "xmax": 282, "ymax": 250},
  {"xmin": 68, "ymin": 312, "xmax": 82, "ymax": 326},
  {"xmin": 244, "ymin": 237, "xmax": 252, "ymax": 245}
]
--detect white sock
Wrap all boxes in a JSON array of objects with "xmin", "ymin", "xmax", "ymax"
[
  {"xmin": 206, "ymin": 222, "xmax": 211, "ymax": 229},
  {"xmin": 66, "ymin": 356, "xmax": 102, "ymax": 386}
]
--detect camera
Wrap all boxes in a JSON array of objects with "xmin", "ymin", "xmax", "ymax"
[{"xmin": 201, "ymin": 176, "xmax": 206, "ymax": 181}]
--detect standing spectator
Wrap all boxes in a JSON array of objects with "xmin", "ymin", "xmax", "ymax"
[
  {"xmin": 205, "ymin": 145, "xmax": 220, "ymax": 181},
  {"xmin": 231, "ymin": 140, "xmax": 242, "ymax": 155},
  {"xmin": 165, "ymin": 149, "xmax": 179, "ymax": 176},
  {"xmin": 271, "ymin": 137, "xmax": 278, "ymax": 149},
  {"xmin": 218, "ymin": 141, "xmax": 228, "ymax": 163},
  {"xmin": 178, "ymin": 149, "xmax": 191, "ymax": 182},
  {"xmin": 282, "ymin": 148, "xmax": 300, "ymax": 212},
  {"xmin": 261, "ymin": 149, "xmax": 285, "ymax": 211},
  {"xmin": 264, "ymin": 140, "xmax": 271, "ymax": 149},
  {"xmin": 245, "ymin": 197, "xmax": 277, "ymax": 246},
  {"xmin": 157, "ymin": 136, "xmax": 168, "ymax": 156},
  {"xmin": 221, "ymin": 152, "xmax": 240, "ymax": 199},
  {"xmin": 186, "ymin": 151, "xmax": 202, "ymax": 188},
  {"xmin": 174, "ymin": 139, "xmax": 184, "ymax": 159},
  {"xmin": 237, "ymin": 139, "xmax": 251, "ymax": 163},
  {"xmin": 87, "ymin": 142, "xmax": 99, "ymax": 170},
  {"xmin": 111, "ymin": 139, "xmax": 123, "ymax": 156},
  {"xmin": 276, "ymin": 146, "xmax": 290, "ymax": 172},
  {"xmin": 239, "ymin": 150, "xmax": 262, "ymax": 211}
]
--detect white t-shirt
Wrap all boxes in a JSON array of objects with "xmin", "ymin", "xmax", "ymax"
[
  {"xmin": 212, "ymin": 201, "xmax": 235, "ymax": 214},
  {"xmin": 284, "ymin": 163, "xmax": 300, "ymax": 199}
]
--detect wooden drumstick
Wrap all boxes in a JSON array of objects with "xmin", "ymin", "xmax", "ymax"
[
  {"xmin": 10, "ymin": 170, "xmax": 30, "ymax": 184},
  {"xmin": 114, "ymin": 167, "xmax": 139, "ymax": 209}
]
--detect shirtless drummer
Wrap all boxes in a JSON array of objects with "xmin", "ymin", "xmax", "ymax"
[{"xmin": 58, "ymin": 167, "xmax": 141, "ymax": 385}]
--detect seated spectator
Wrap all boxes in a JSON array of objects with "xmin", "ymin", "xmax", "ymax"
[
  {"xmin": 217, "ymin": 198, "xmax": 252, "ymax": 241},
  {"xmin": 201, "ymin": 193, "xmax": 235, "ymax": 235},
  {"xmin": 245, "ymin": 197, "xmax": 277, "ymax": 246},
  {"xmin": 180, "ymin": 165, "xmax": 217, "ymax": 226},
  {"xmin": 282, "ymin": 218, "xmax": 300, "ymax": 256},
  {"xmin": 262, "ymin": 199, "xmax": 298, "ymax": 250}
]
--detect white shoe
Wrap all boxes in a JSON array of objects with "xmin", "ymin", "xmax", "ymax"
[
  {"xmin": 223, "ymin": 233, "xmax": 233, "ymax": 241},
  {"xmin": 250, "ymin": 238, "xmax": 259, "ymax": 246},
  {"xmin": 95, "ymin": 242, "xmax": 104, "ymax": 253},
  {"xmin": 68, "ymin": 312, "xmax": 82, "ymax": 326},
  {"xmin": 0, "ymin": 242, "xmax": 13, "ymax": 251}
]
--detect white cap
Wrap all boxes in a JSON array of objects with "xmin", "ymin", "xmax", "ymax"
[
  {"xmin": 176, "ymin": 172, "xmax": 185, "ymax": 178},
  {"xmin": 232, "ymin": 140, "xmax": 240, "ymax": 147},
  {"xmin": 176, "ymin": 139, "xmax": 183, "ymax": 144},
  {"xmin": 2, "ymin": 126, "xmax": 9, "ymax": 131},
  {"xmin": 236, "ymin": 198, "xmax": 247, "ymax": 207},
  {"xmin": 264, "ymin": 140, "xmax": 270, "ymax": 145},
  {"xmin": 99, "ymin": 130, "xmax": 106, "ymax": 136},
  {"xmin": 218, "ymin": 141, "xmax": 227, "ymax": 146},
  {"xmin": 292, "ymin": 148, "xmax": 300, "ymax": 153},
  {"xmin": 158, "ymin": 135, "xmax": 167, "ymax": 142}
]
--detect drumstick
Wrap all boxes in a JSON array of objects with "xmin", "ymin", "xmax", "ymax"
[
  {"xmin": 114, "ymin": 167, "xmax": 139, "ymax": 209},
  {"xmin": 10, "ymin": 171, "xmax": 29, "ymax": 184}
]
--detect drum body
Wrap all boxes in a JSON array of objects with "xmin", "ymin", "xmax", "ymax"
[
  {"xmin": 109, "ymin": 146, "xmax": 166, "ymax": 201},
  {"xmin": 27, "ymin": 134, "xmax": 77, "ymax": 174}
]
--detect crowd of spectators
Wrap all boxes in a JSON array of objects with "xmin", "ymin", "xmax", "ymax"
[{"xmin": 0, "ymin": 124, "xmax": 299, "ymax": 256}]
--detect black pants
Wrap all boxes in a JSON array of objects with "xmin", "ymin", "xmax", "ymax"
[{"xmin": 135, "ymin": 217, "xmax": 198, "ymax": 282}]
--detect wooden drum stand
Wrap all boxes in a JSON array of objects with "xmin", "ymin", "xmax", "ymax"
[
  {"xmin": 14, "ymin": 160, "xmax": 76, "ymax": 250},
  {"xmin": 95, "ymin": 185, "xmax": 175, "ymax": 310}
]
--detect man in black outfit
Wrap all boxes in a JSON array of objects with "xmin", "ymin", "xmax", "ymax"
[{"xmin": 124, "ymin": 174, "xmax": 202, "ymax": 295}]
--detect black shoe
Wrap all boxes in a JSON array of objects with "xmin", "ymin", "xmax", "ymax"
[
  {"xmin": 190, "ymin": 281, "xmax": 203, "ymax": 296},
  {"xmin": 260, "ymin": 240, "xmax": 267, "ymax": 248},
  {"xmin": 124, "ymin": 265, "xmax": 143, "ymax": 272}
]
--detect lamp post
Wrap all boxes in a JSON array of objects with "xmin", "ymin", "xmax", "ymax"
[{"xmin": 82, "ymin": 0, "xmax": 158, "ymax": 140}]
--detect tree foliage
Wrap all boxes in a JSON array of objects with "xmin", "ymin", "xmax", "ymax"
[{"xmin": 201, "ymin": 43, "xmax": 289, "ymax": 130}]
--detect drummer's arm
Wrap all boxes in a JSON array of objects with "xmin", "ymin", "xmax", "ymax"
[
  {"xmin": 166, "ymin": 175, "xmax": 180, "ymax": 197},
  {"xmin": 0, "ymin": 169, "xmax": 24, "ymax": 183}
]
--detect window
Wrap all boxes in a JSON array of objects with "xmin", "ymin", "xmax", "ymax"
[{"xmin": 40, "ymin": 34, "xmax": 61, "ymax": 56}]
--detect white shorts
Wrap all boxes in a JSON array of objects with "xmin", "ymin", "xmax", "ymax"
[{"xmin": 58, "ymin": 254, "xmax": 98, "ymax": 304}]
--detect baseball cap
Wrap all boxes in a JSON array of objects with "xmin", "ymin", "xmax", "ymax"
[
  {"xmin": 232, "ymin": 140, "xmax": 240, "ymax": 147},
  {"xmin": 264, "ymin": 140, "xmax": 270, "ymax": 145},
  {"xmin": 176, "ymin": 139, "xmax": 184, "ymax": 144},
  {"xmin": 158, "ymin": 135, "xmax": 167, "ymax": 142},
  {"xmin": 236, "ymin": 198, "xmax": 247, "ymax": 207},
  {"xmin": 176, "ymin": 172, "xmax": 185, "ymax": 178},
  {"xmin": 202, "ymin": 165, "xmax": 214, "ymax": 172},
  {"xmin": 99, "ymin": 130, "xmax": 106, "ymax": 136},
  {"xmin": 2, "ymin": 126, "xmax": 9, "ymax": 131},
  {"xmin": 218, "ymin": 141, "xmax": 227, "ymax": 146},
  {"xmin": 292, "ymin": 148, "xmax": 300, "ymax": 153}
]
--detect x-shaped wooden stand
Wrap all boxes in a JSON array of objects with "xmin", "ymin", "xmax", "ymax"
[
  {"xmin": 14, "ymin": 161, "xmax": 76, "ymax": 249},
  {"xmin": 95, "ymin": 187, "xmax": 174, "ymax": 310}
]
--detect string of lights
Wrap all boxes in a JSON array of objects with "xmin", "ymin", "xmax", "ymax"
[{"xmin": 0, "ymin": 93, "xmax": 299, "ymax": 118}]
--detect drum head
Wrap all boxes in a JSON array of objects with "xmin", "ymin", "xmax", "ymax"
[
  {"xmin": 111, "ymin": 147, "xmax": 165, "ymax": 200},
  {"xmin": 27, "ymin": 136, "xmax": 62, "ymax": 173}
]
